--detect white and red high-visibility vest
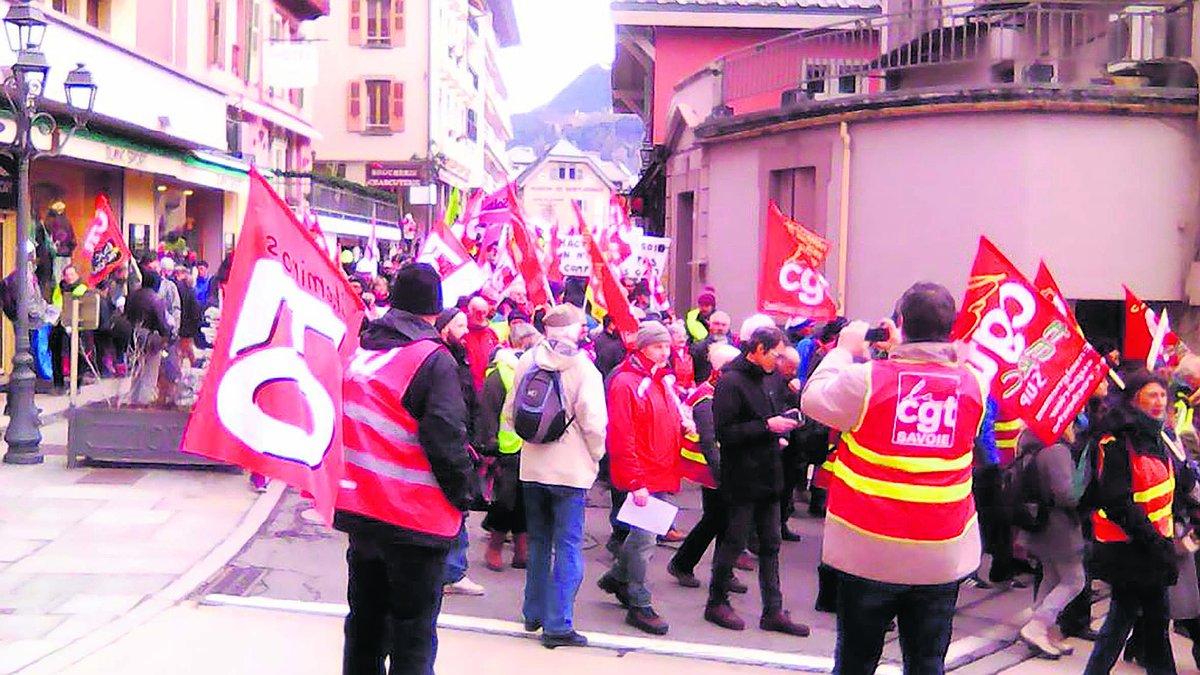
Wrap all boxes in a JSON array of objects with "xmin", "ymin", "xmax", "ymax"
[{"xmin": 338, "ymin": 338, "xmax": 463, "ymax": 538}]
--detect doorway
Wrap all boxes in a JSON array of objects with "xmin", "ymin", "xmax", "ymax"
[{"xmin": 674, "ymin": 192, "xmax": 695, "ymax": 310}]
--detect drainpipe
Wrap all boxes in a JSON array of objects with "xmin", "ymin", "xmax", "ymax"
[{"xmin": 836, "ymin": 121, "xmax": 852, "ymax": 313}]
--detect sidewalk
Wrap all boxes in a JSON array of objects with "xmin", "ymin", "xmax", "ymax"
[{"xmin": 0, "ymin": 392, "xmax": 281, "ymax": 675}]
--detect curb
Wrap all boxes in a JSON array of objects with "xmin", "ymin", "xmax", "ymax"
[
  {"xmin": 20, "ymin": 480, "xmax": 287, "ymax": 675},
  {"xmin": 198, "ymin": 594, "xmax": 903, "ymax": 674}
]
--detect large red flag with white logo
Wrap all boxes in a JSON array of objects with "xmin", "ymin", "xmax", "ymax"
[
  {"xmin": 1033, "ymin": 262, "xmax": 1075, "ymax": 326},
  {"xmin": 182, "ymin": 170, "xmax": 365, "ymax": 523},
  {"xmin": 418, "ymin": 219, "xmax": 487, "ymax": 307},
  {"xmin": 81, "ymin": 194, "xmax": 131, "ymax": 286},
  {"xmin": 757, "ymin": 201, "xmax": 836, "ymax": 320},
  {"xmin": 503, "ymin": 184, "xmax": 553, "ymax": 310},
  {"xmin": 1123, "ymin": 285, "xmax": 1185, "ymax": 368},
  {"xmin": 954, "ymin": 237, "xmax": 1107, "ymax": 444},
  {"xmin": 575, "ymin": 202, "xmax": 639, "ymax": 339}
]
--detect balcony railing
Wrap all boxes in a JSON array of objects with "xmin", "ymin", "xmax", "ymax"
[
  {"xmin": 270, "ymin": 173, "xmax": 400, "ymax": 225},
  {"xmin": 714, "ymin": 0, "xmax": 1194, "ymax": 112}
]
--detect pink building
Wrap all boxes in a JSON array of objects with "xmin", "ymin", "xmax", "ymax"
[
  {"xmin": 612, "ymin": 0, "xmax": 881, "ymax": 235},
  {"xmin": 655, "ymin": 0, "xmax": 1200, "ymax": 346}
]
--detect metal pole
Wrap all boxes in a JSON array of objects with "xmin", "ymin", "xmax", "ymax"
[
  {"xmin": 4, "ymin": 111, "xmax": 42, "ymax": 464},
  {"xmin": 69, "ymin": 297, "xmax": 79, "ymax": 406}
]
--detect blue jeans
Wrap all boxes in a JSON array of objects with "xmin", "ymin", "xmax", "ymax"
[
  {"xmin": 442, "ymin": 514, "xmax": 468, "ymax": 585},
  {"xmin": 1083, "ymin": 582, "xmax": 1175, "ymax": 675},
  {"xmin": 522, "ymin": 483, "xmax": 586, "ymax": 636},
  {"xmin": 834, "ymin": 572, "xmax": 960, "ymax": 675}
]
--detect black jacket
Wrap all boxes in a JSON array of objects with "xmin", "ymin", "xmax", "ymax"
[
  {"xmin": 713, "ymin": 355, "xmax": 788, "ymax": 502},
  {"xmin": 1090, "ymin": 404, "xmax": 1179, "ymax": 588},
  {"xmin": 593, "ymin": 328, "xmax": 626, "ymax": 380},
  {"xmin": 690, "ymin": 335, "xmax": 731, "ymax": 384},
  {"xmin": 173, "ymin": 278, "xmax": 203, "ymax": 339},
  {"xmin": 333, "ymin": 309, "xmax": 473, "ymax": 550},
  {"xmin": 124, "ymin": 278, "xmax": 169, "ymax": 338}
]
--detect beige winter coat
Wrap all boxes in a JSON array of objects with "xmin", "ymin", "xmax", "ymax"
[{"xmin": 503, "ymin": 340, "xmax": 608, "ymax": 489}]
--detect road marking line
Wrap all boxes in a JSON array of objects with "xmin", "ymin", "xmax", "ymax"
[{"xmin": 200, "ymin": 594, "xmax": 903, "ymax": 673}]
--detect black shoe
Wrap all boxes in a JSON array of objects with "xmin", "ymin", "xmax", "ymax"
[
  {"xmin": 1060, "ymin": 626, "xmax": 1099, "ymax": 642},
  {"xmin": 524, "ymin": 619, "xmax": 542, "ymax": 632},
  {"xmin": 626, "ymin": 606, "xmax": 669, "ymax": 635},
  {"xmin": 781, "ymin": 527, "xmax": 803, "ymax": 542},
  {"xmin": 667, "ymin": 561, "xmax": 701, "ymax": 588},
  {"xmin": 761, "ymin": 610, "xmax": 811, "ymax": 637},
  {"xmin": 729, "ymin": 575, "xmax": 749, "ymax": 594},
  {"xmin": 542, "ymin": 631, "xmax": 588, "ymax": 649},
  {"xmin": 597, "ymin": 574, "xmax": 633, "ymax": 608}
]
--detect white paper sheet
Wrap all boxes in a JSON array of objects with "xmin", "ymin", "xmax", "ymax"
[{"xmin": 616, "ymin": 494, "xmax": 679, "ymax": 536}]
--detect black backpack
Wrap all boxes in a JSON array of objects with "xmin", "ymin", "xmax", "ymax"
[
  {"xmin": 1000, "ymin": 446, "xmax": 1050, "ymax": 532},
  {"xmin": 513, "ymin": 366, "xmax": 573, "ymax": 444}
]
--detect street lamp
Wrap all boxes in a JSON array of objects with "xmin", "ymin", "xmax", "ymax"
[{"xmin": 3, "ymin": 0, "xmax": 97, "ymax": 465}]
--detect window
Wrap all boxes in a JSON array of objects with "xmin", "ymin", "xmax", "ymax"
[
  {"xmin": 569, "ymin": 167, "xmax": 578, "ymax": 180},
  {"xmin": 770, "ymin": 167, "xmax": 822, "ymax": 241},
  {"xmin": 366, "ymin": 0, "xmax": 391, "ymax": 45},
  {"xmin": 52, "ymin": 0, "xmax": 67, "ymax": 12},
  {"xmin": 466, "ymin": 109, "xmax": 477, "ymax": 142},
  {"xmin": 366, "ymin": 79, "xmax": 391, "ymax": 129},
  {"xmin": 804, "ymin": 64, "xmax": 828, "ymax": 96},
  {"xmin": 243, "ymin": 0, "xmax": 261, "ymax": 84},
  {"xmin": 838, "ymin": 74, "xmax": 858, "ymax": 94},
  {"xmin": 86, "ymin": 0, "xmax": 111, "ymax": 31},
  {"xmin": 208, "ymin": 0, "xmax": 225, "ymax": 67},
  {"xmin": 557, "ymin": 166, "xmax": 567, "ymax": 180}
]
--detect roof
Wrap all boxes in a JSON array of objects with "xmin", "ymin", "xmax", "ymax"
[
  {"xmin": 612, "ymin": 0, "xmax": 880, "ymax": 11},
  {"xmin": 513, "ymin": 138, "xmax": 620, "ymax": 191}
]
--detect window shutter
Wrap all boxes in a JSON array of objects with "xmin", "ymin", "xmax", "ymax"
[
  {"xmin": 389, "ymin": 81, "xmax": 405, "ymax": 132},
  {"xmin": 349, "ymin": 0, "xmax": 363, "ymax": 46},
  {"xmin": 348, "ymin": 81, "xmax": 363, "ymax": 132},
  {"xmin": 390, "ymin": 0, "xmax": 405, "ymax": 47}
]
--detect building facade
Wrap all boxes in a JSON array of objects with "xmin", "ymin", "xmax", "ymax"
[
  {"xmin": 0, "ymin": 0, "xmax": 327, "ymax": 370},
  {"xmin": 515, "ymin": 138, "xmax": 632, "ymax": 233},
  {"xmin": 655, "ymin": 0, "xmax": 1200, "ymax": 346},
  {"xmin": 310, "ymin": 0, "xmax": 518, "ymax": 244}
]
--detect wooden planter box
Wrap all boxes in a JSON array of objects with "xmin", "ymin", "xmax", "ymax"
[{"xmin": 66, "ymin": 402, "xmax": 227, "ymax": 468}]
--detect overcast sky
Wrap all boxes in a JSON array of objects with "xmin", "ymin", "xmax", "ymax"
[{"xmin": 497, "ymin": 0, "xmax": 615, "ymax": 113}]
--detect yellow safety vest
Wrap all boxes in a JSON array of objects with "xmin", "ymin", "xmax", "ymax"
[
  {"xmin": 488, "ymin": 359, "xmax": 523, "ymax": 455},
  {"xmin": 685, "ymin": 308, "xmax": 709, "ymax": 342}
]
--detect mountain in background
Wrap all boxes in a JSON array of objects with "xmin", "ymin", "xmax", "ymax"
[{"xmin": 510, "ymin": 64, "xmax": 645, "ymax": 176}]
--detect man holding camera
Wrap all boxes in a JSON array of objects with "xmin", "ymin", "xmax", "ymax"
[
  {"xmin": 801, "ymin": 282, "xmax": 988, "ymax": 674},
  {"xmin": 704, "ymin": 326, "xmax": 810, "ymax": 637}
]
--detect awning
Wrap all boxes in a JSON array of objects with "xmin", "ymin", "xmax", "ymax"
[
  {"xmin": 236, "ymin": 97, "xmax": 323, "ymax": 141},
  {"xmin": 315, "ymin": 214, "xmax": 404, "ymax": 241}
]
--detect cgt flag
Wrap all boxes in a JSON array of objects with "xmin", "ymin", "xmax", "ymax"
[
  {"xmin": 757, "ymin": 201, "xmax": 837, "ymax": 320},
  {"xmin": 81, "ymin": 194, "xmax": 131, "ymax": 286},
  {"xmin": 182, "ymin": 170, "xmax": 365, "ymax": 523},
  {"xmin": 503, "ymin": 184, "xmax": 553, "ymax": 309},
  {"xmin": 418, "ymin": 218, "xmax": 487, "ymax": 308},
  {"xmin": 575, "ymin": 202, "xmax": 639, "ymax": 340},
  {"xmin": 954, "ymin": 237, "xmax": 1107, "ymax": 444}
]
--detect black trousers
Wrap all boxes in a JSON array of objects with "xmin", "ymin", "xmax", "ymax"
[
  {"xmin": 671, "ymin": 488, "xmax": 727, "ymax": 573},
  {"xmin": 343, "ymin": 534, "xmax": 447, "ymax": 675},
  {"xmin": 781, "ymin": 443, "xmax": 804, "ymax": 526},
  {"xmin": 710, "ymin": 498, "xmax": 783, "ymax": 613}
]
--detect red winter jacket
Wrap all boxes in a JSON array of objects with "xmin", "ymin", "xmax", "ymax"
[
  {"xmin": 463, "ymin": 324, "xmax": 500, "ymax": 392},
  {"xmin": 607, "ymin": 351, "xmax": 683, "ymax": 494}
]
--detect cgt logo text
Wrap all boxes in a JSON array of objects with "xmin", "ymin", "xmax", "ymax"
[{"xmin": 891, "ymin": 373, "xmax": 960, "ymax": 448}]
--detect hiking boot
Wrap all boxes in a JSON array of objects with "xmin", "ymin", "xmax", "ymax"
[
  {"xmin": 626, "ymin": 606, "xmax": 669, "ymax": 635},
  {"xmin": 781, "ymin": 526, "xmax": 803, "ymax": 542},
  {"xmin": 542, "ymin": 631, "xmax": 588, "ymax": 649},
  {"xmin": 485, "ymin": 532, "xmax": 505, "ymax": 572},
  {"xmin": 704, "ymin": 602, "xmax": 746, "ymax": 631},
  {"xmin": 667, "ymin": 560, "xmax": 701, "ymax": 588},
  {"xmin": 1020, "ymin": 619, "xmax": 1063, "ymax": 659},
  {"xmin": 597, "ymin": 574, "xmax": 633, "ymax": 608},
  {"xmin": 735, "ymin": 552, "xmax": 756, "ymax": 571},
  {"xmin": 761, "ymin": 610, "xmax": 811, "ymax": 637},
  {"xmin": 729, "ymin": 574, "xmax": 749, "ymax": 594},
  {"xmin": 512, "ymin": 534, "xmax": 528, "ymax": 569}
]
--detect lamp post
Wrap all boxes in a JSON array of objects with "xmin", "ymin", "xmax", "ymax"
[{"xmin": 2, "ymin": 0, "xmax": 96, "ymax": 465}]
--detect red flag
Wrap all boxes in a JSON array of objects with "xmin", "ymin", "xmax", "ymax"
[
  {"xmin": 955, "ymin": 237, "xmax": 1108, "ymax": 444},
  {"xmin": 1124, "ymin": 286, "xmax": 1156, "ymax": 362},
  {"xmin": 418, "ymin": 219, "xmax": 487, "ymax": 306},
  {"xmin": 81, "ymin": 194, "xmax": 131, "ymax": 286},
  {"xmin": 302, "ymin": 209, "xmax": 331, "ymax": 260},
  {"xmin": 575, "ymin": 202, "xmax": 638, "ymax": 339},
  {"xmin": 756, "ymin": 200, "xmax": 837, "ymax": 320},
  {"xmin": 182, "ymin": 170, "xmax": 366, "ymax": 523},
  {"xmin": 547, "ymin": 222, "xmax": 564, "ymax": 284},
  {"xmin": 1033, "ymin": 262, "xmax": 1075, "ymax": 326},
  {"xmin": 504, "ymin": 185, "xmax": 552, "ymax": 310}
]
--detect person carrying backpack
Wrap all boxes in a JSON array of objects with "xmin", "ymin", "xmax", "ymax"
[
  {"xmin": 503, "ymin": 303, "xmax": 608, "ymax": 649},
  {"xmin": 1013, "ymin": 425, "xmax": 1087, "ymax": 658}
]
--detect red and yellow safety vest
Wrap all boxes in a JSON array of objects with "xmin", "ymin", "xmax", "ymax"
[
  {"xmin": 826, "ymin": 358, "xmax": 985, "ymax": 544},
  {"xmin": 338, "ymin": 339, "xmax": 463, "ymax": 538},
  {"xmin": 680, "ymin": 382, "xmax": 717, "ymax": 488},
  {"xmin": 1093, "ymin": 435, "xmax": 1174, "ymax": 542},
  {"xmin": 993, "ymin": 414, "xmax": 1025, "ymax": 466}
]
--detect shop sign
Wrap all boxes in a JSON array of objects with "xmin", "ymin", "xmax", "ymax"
[
  {"xmin": 0, "ymin": 155, "xmax": 15, "ymax": 210},
  {"xmin": 365, "ymin": 162, "xmax": 425, "ymax": 190}
]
